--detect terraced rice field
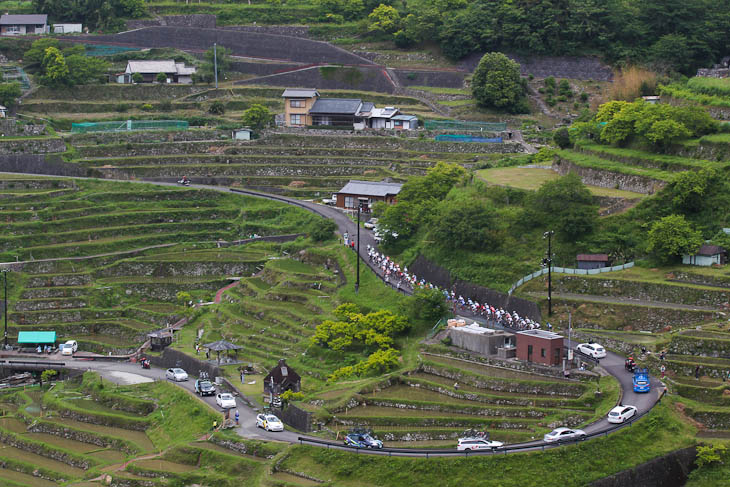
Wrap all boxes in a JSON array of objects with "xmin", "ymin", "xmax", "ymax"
[{"xmin": 0, "ymin": 176, "xmax": 313, "ymax": 354}]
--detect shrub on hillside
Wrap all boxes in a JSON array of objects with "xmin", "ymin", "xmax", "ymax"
[{"xmin": 308, "ymin": 218, "xmax": 337, "ymax": 241}]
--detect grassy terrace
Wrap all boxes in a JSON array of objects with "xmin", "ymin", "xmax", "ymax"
[
  {"xmin": 556, "ymin": 149, "xmax": 675, "ymax": 182},
  {"xmin": 575, "ymin": 141, "xmax": 726, "ymax": 171},
  {"xmin": 476, "ymin": 166, "xmax": 647, "ymax": 198}
]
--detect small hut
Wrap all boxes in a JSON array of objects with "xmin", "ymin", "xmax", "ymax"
[
  {"xmin": 147, "ymin": 329, "xmax": 174, "ymax": 351},
  {"xmin": 203, "ymin": 339, "xmax": 243, "ymax": 365},
  {"xmin": 263, "ymin": 359, "xmax": 301, "ymax": 395}
]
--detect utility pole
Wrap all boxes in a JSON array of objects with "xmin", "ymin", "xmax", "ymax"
[
  {"xmin": 542, "ymin": 230, "xmax": 554, "ymax": 316},
  {"xmin": 213, "ymin": 43, "xmax": 218, "ymax": 89},
  {"xmin": 2, "ymin": 269, "xmax": 8, "ymax": 349}
]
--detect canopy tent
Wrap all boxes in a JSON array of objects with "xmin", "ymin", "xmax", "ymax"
[
  {"xmin": 17, "ymin": 331, "xmax": 56, "ymax": 344},
  {"xmin": 203, "ymin": 339, "xmax": 242, "ymax": 365}
]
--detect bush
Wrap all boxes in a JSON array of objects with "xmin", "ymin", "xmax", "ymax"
[
  {"xmin": 132, "ymin": 72, "xmax": 143, "ymax": 83},
  {"xmin": 140, "ymin": 103, "xmax": 153, "ymax": 111},
  {"xmin": 208, "ymin": 100, "xmax": 225, "ymax": 115},
  {"xmin": 553, "ymin": 127, "xmax": 571, "ymax": 149},
  {"xmin": 309, "ymin": 218, "xmax": 337, "ymax": 241},
  {"xmin": 471, "ymin": 52, "xmax": 528, "ymax": 113},
  {"xmin": 580, "ymin": 92, "xmax": 589, "ymax": 102},
  {"xmin": 156, "ymin": 72, "xmax": 168, "ymax": 83}
]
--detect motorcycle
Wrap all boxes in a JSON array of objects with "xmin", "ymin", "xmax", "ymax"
[
  {"xmin": 177, "ymin": 178, "xmax": 191, "ymax": 186},
  {"xmin": 141, "ymin": 358, "xmax": 151, "ymax": 369}
]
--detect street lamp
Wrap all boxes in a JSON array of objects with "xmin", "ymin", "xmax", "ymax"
[
  {"xmin": 1, "ymin": 268, "xmax": 9, "ymax": 349},
  {"xmin": 355, "ymin": 197, "xmax": 369, "ymax": 293},
  {"xmin": 542, "ymin": 231, "xmax": 554, "ymax": 316}
]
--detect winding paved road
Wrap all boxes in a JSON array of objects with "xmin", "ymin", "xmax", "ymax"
[{"xmin": 0, "ymin": 174, "xmax": 663, "ymax": 455}]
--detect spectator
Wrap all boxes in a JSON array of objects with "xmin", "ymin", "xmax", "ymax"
[
  {"xmin": 453, "ymin": 382, "xmax": 459, "ymax": 391},
  {"xmin": 212, "ymin": 420, "xmax": 218, "ymax": 431},
  {"xmin": 695, "ymin": 365, "xmax": 700, "ymax": 380},
  {"xmin": 235, "ymin": 410, "xmax": 240, "ymax": 425},
  {"xmin": 660, "ymin": 364, "xmax": 666, "ymax": 379}
]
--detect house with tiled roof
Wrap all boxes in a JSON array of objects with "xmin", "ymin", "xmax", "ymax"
[
  {"xmin": 119, "ymin": 60, "xmax": 196, "ymax": 84},
  {"xmin": 0, "ymin": 14, "xmax": 48, "ymax": 35},
  {"xmin": 281, "ymin": 88, "xmax": 418, "ymax": 129},
  {"xmin": 335, "ymin": 179, "xmax": 403, "ymax": 210},
  {"xmin": 682, "ymin": 244, "xmax": 727, "ymax": 267}
]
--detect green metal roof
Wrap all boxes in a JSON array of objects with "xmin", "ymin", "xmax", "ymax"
[{"xmin": 17, "ymin": 331, "xmax": 56, "ymax": 344}]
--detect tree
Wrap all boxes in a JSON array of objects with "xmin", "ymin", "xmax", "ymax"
[
  {"xmin": 65, "ymin": 55, "xmax": 110, "ymax": 85},
  {"xmin": 24, "ymin": 38, "xmax": 60, "ymax": 65},
  {"xmin": 0, "ymin": 83, "xmax": 22, "ymax": 107},
  {"xmin": 531, "ymin": 172, "xmax": 597, "ymax": 241},
  {"xmin": 40, "ymin": 369, "xmax": 58, "ymax": 389},
  {"xmin": 132, "ymin": 72, "xmax": 143, "ymax": 83},
  {"xmin": 197, "ymin": 45, "xmax": 231, "ymax": 84},
  {"xmin": 644, "ymin": 119, "xmax": 691, "ymax": 150},
  {"xmin": 408, "ymin": 287, "xmax": 447, "ymax": 322},
  {"xmin": 308, "ymin": 218, "xmax": 337, "ymax": 241},
  {"xmin": 471, "ymin": 52, "xmax": 527, "ymax": 113},
  {"xmin": 668, "ymin": 169, "xmax": 716, "ymax": 213},
  {"xmin": 429, "ymin": 197, "xmax": 499, "ymax": 251},
  {"xmin": 367, "ymin": 4, "xmax": 400, "ymax": 34},
  {"xmin": 40, "ymin": 47, "xmax": 70, "ymax": 87},
  {"xmin": 176, "ymin": 291, "xmax": 192, "ymax": 306},
  {"xmin": 241, "ymin": 104, "xmax": 272, "ymax": 130},
  {"xmin": 156, "ymin": 72, "xmax": 168, "ymax": 83},
  {"xmin": 553, "ymin": 127, "xmax": 571, "ymax": 149},
  {"xmin": 647, "ymin": 214, "xmax": 703, "ymax": 264}
]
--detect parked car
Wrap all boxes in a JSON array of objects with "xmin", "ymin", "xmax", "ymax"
[
  {"xmin": 256, "ymin": 413, "xmax": 284, "ymax": 431},
  {"xmin": 61, "ymin": 340, "xmax": 78, "ymax": 356},
  {"xmin": 364, "ymin": 218, "xmax": 378, "ymax": 229},
  {"xmin": 194, "ymin": 379, "xmax": 215, "ymax": 396},
  {"xmin": 321, "ymin": 195, "xmax": 336, "ymax": 205},
  {"xmin": 543, "ymin": 427, "xmax": 586, "ymax": 443},
  {"xmin": 633, "ymin": 368, "xmax": 651, "ymax": 393},
  {"xmin": 576, "ymin": 342, "xmax": 607, "ymax": 359},
  {"xmin": 344, "ymin": 432, "xmax": 383, "ymax": 449},
  {"xmin": 215, "ymin": 393, "xmax": 236, "ymax": 409},
  {"xmin": 165, "ymin": 368, "xmax": 188, "ymax": 382},
  {"xmin": 607, "ymin": 405, "xmax": 638, "ymax": 424},
  {"xmin": 457, "ymin": 437, "xmax": 504, "ymax": 451}
]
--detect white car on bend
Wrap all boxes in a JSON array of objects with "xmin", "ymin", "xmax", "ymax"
[
  {"xmin": 215, "ymin": 393, "xmax": 236, "ymax": 409},
  {"xmin": 607, "ymin": 405, "xmax": 638, "ymax": 424},
  {"xmin": 543, "ymin": 427, "xmax": 586, "ymax": 443},
  {"xmin": 457, "ymin": 437, "xmax": 504, "ymax": 451},
  {"xmin": 256, "ymin": 413, "xmax": 284, "ymax": 431},
  {"xmin": 575, "ymin": 342, "xmax": 607, "ymax": 359}
]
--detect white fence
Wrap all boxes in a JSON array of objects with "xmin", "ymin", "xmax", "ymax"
[{"xmin": 508, "ymin": 262, "xmax": 634, "ymax": 295}]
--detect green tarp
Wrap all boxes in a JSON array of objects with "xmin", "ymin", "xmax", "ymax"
[{"xmin": 17, "ymin": 331, "xmax": 56, "ymax": 344}]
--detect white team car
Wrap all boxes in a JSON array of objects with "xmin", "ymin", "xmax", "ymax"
[
  {"xmin": 215, "ymin": 393, "xmax": 236, "ymax": 409},
  {"xmin": 457, "ymin": 437, "xmax": 504, "ymax": 451},
  {"xmin": 576, "ymin": 342, "xmax": 607, "ymax": 359},
  {"xmin": 256, "ymin": 413, "xmax": 284, "ymax": 431}
]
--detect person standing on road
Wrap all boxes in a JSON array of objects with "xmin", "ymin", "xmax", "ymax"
[
  {"xmin": 660, "ymin": 364, "xmax": 666, "ymax": 379},
  {"xmin": 212, "ymin": 420, "xmax": 218, "ymax": 431},
  {"xmin": 240, "ymin": 369, "xmax": 245, "ymax": 384},
  {"xmin": 235, "ymin": 410, "xmax": 240, "ymax": 425},
  {"xmin": 695, "ymin": 365, "xmax": 701, "ymax": 380}
]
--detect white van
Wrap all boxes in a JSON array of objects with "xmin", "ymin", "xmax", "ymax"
[{"xmin": 61, "ymin": 340, "xmax": 78, "ymax": 355}]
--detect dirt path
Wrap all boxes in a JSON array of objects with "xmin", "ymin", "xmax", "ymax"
[{"xmin": 214, "ymin": 281, "xmax": 240, "ymax": 303}]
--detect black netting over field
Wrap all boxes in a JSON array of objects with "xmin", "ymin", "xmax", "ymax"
[
  {"xmin": 236, "ymin": 66, "xmax": 397, "ymax": 93},
  {"xmin": 460, "ymin": 53, "xmax": 613, "ymax": 81},
  {"xmin": 71, "ymin": 27, "xmax": 374, "ymax": 66}
]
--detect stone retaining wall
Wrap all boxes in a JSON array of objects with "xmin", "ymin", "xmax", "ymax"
[
  {"xmin": 668, "ymin": 334, "xmax": 730, "ymax": 357},
  {"xmin": 553, "ymin": 158, "xmax": 665, "ymax": 194},
  {"xmin": 96, "ymin": 261, "xmax": 264, "ymax": 278},
  {"xmin": 553, "ymin": 275, "xmax": 730, "ymax": 308},
  {"xmin": 590, "ymin": 447, "xmax": 696, "ymax": 487},
  {"xmin": 27, "ymin": 420, "xmax": 138, "ymax": 454},
  {"xmin": 0, "ymin": 138, "xmax": 65, "ymax": 154},
  {"xmin": 67, "ymin": 129, "xmax": 228, "ymax": 145}
]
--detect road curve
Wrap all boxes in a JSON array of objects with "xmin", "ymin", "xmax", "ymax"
[{"xmin": 0, "ymin": 174, "xmax": 662, "ymax": 455}]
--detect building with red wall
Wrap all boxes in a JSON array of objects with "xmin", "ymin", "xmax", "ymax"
[{"xmin": 516, "ymin": 329, "xmax": 563, "ymax": 366}]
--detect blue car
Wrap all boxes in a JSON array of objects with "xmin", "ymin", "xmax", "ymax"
[
  {"xmin": 633, "ymin": 368, "xmax": 651, "ymax": 393},
  {"xmin": 344, "ymin": 432, "xmax": 383, "ymax": 449}
]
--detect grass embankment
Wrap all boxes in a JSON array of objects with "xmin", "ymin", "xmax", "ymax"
[{"xmin": 277, "ymin": 401, "xmax": 694, "ymax": 487}]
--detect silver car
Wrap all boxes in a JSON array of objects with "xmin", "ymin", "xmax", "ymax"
[
  {"xmin": 543, "ymin": 427, "xmax": 586, "ymax": 443},
  {"xmin": 165, "ymin": 368, "xmax": 188, "ymax": 381}
]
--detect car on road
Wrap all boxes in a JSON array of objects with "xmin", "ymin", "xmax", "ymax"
[
  {"xmin": 194, "ymin": 379, "xmax": 215, "ymax": 396},
  {"xmin": 344, "ymin": 432, "xmax": 383, "ymax": 449},
  {"xmin": 364, "ymin": 218, "xmax": 378, "ymax": 229},
  {"xmin": 457, "ymin": 437, "xmax": 504, "ymax": 451},
  {"xmin": 256, "ymin": 413, "xmax": 284, "ymax": 431},
  {"xmin": 61, "ymin": 340, "xmax": 78, "ymax": 356},
  {"xmin": 543, "ymin": 427, "xmax": 587, "ymax": 443},
  {"xmin": 215, "ymin": 393, "xmax": 236, "ymax": 409},
  {"xmin": 576, "ymin": 342, "xmax": 606, "ymax": 359},
  {"xmin": 165, "ymin": 368, "xmax": 188, "ymax": 382},
  {"xmin": 607, "ymin": 405, "xmax": 638, "ymax": 424},
  {"xmin": 633, "ymin": 368, "xmax": 651, "ymax": 393}
]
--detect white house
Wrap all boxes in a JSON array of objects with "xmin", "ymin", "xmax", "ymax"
[
  {"xmin": 119, "ymin": 60, "xmax": 196, "ymax": 84},
  {"xmin": 0, "ymin": 14, "xmax": 48, "ymax": 35},
  {"xmin": 52, "ymin": 23, "xmax": 83, "ymax": 34},
  {"xmin": 682, "ymin": 244, "xmax": 726, "ymax": 266}
]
